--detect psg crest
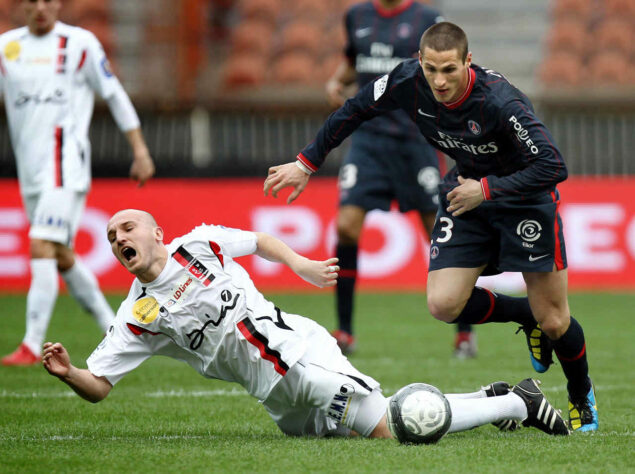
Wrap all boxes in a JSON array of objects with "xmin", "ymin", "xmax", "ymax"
[{"xmin": 468, "ymin": 120, "xmax": 481, "ymax": 135}]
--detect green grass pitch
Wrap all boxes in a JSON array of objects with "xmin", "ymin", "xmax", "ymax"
[{"xmin": 0, "ymin": 292, "xmax": 633, "ymax": 473}]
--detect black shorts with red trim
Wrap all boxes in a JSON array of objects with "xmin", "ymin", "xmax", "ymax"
[
  {"xmin": 428, "ymin": 189, "xmax": 567, "ymax": 274},
  {"xmin": 338, "ymin": 130, "xmax": 441, "ymax": 214}
]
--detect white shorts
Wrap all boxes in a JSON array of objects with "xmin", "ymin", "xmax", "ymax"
[
  {"xmin": 23, "ymin": 189, "xmax": 86, "ymax": 247},
  {"xmin": 262, "ymin": 314, "xmax": 387, "ymax": 438}
]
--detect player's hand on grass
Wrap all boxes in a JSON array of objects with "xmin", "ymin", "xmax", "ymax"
[
  {"xmin": 42, "ymin": 342, "xmax": 72, "ymax": 378},
  {"xmin": 295, "ymin": 257, "xmax": 339, "ymax": 288},
  {"xmin": 264, "ymin": 162, "xmax": 310, "ymax": 204},
  {"xmin": 130, "ymin": 149, "xmax": 155, "ymax": 187},
  {"xmin": 446, "ymin": 176, "xmax": 484, "ymax": 216}
]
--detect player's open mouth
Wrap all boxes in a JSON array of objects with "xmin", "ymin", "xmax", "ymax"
[{"xmin": 122, "ymin": 246, "xmax": 137, "ymax": 262}]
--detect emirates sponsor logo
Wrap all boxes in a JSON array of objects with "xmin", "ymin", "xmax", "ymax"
[{"xmin": 428, "ymin": 131, "xmax": 498, "ymax": 155}]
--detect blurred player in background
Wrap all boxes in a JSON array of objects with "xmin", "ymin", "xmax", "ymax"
[
  {"xmin": 324, "ymin": 0, "xmax": 476, "ymax": 358},
  {"xmin": 264, "ymin": 22, "xmax": 598, "ymax": 432},
  {"xmin": 43, "ymin": 209, "xmax": 569, "ymax": 439},
  {"xmin": 0, "ymin": 0, "xmax": 155, "ymax": 366}
]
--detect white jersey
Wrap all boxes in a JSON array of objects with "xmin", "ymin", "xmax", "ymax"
[
  {"xmin": 0, "ymin": 22, "xmax": 125, "ymax": 194},
  {"xmin": 87, "ymin": 224, "xmax": 312, "ymax": 401}
]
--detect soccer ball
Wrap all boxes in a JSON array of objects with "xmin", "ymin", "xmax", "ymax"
[{"xmin": 386, "ymin": 383, "xmax": 452, "ymax": 445}]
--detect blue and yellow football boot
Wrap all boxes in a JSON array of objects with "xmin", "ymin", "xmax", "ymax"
[
  {"xmin": 517, "ymin": 323, "xmax": 553, "ymax": 373},
  {"xmin": 569, "ymin": 384, "xmax": 598, "ymax": 432}
]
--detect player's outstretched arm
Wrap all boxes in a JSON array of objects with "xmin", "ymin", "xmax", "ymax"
[
  {"xmin": 263, "ymin": 162, "xmax": 310, "ymax": 204},
  {"xmin": 254, "ymin": 232, "xmax": 339, "ymax": 288},
  {"xmin": 42, "ymin": 342, "xmax": 112, "ymax": 403},
  {"xmin": 126, "ymin": 128, "xmax": 155, "ymax": 187}
]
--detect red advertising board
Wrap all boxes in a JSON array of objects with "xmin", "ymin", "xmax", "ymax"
[{"xmin": 1, "ymin": 177, "xmax": 634, "ymax": 291}]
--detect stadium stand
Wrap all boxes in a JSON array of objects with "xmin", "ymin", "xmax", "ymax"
[{"xmin": 539, "ymin": 0, "xmax": 635, "ymax": 87}]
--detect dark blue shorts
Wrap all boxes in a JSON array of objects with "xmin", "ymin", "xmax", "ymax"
[
  {"xmin": 428, "ymin": 189, "xmax": 567, "ymax": 274},
  {"xmin": 338, "ymin": 130, "xmax": 440, "ymax": 213}
]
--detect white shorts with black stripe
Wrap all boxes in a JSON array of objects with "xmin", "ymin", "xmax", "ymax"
[{"xmin": 262, "ymin": 315, "xmax": 387, "ymax": 438}]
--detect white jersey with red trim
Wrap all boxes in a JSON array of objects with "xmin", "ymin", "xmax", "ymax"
[
  {"xmin": 0, "ymin": 22, "xmax": 122, "ymax": 194},
  {"xmin": 87, "ymin": 224, "xmax": 311, "ymax": 401}
]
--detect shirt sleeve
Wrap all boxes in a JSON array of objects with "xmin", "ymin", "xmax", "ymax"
[
  {"xmin": 298, "ymin": 66, "xmax": 402, "ymax": 171},
  {"xmin": 482, "ymin": 99, "xmax": 568, "ymax": 200},
  {"xmin": 197, "ymin": 224, "xmax": 258, "ymax": 258},
  {"xmin": 86, "ymin": 315, "xmax": 155, "ymax": 385},
  {"xmin": 82, "ymin": 31, "xmax": 123, "ymax": 100}
]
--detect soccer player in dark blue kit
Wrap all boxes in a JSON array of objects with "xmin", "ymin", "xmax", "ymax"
[
  {"xmin": 264, "ymin": 22, "xmax": 598, "ymax": 432},
  {"xmin": 325, "ymin": 0, "xmax": 476, "ymax": 358}
]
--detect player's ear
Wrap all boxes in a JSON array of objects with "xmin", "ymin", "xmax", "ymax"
[
  {"xmin": 418, "ymin": 50, "xmax": 423, "ymax": 66},
  {"xmin": 465, "ymin": 51, "xmax": 472, "ymax": 67},
  {"xmin": 154, "ymin": 226, "xmax": 164, "ymax": 242}
]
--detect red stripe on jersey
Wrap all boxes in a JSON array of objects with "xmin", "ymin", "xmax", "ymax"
[
  {"xmin": 126, "ymin": 322, "xmax": 160, "ymax": 336},
  {"xmin": 480, "ymin": 177, "xmax": 491, "ymax": 200},
  {"xmin": 555, "ymin": 343, "xmax": 586, "ymax": 362},
  {"xmin": 54, "ymin": 127, "xmax": 63, "ymax": 187},
  {"xmin": 77, "ymin": 49, "xmax": 87, "ymax": 71},
  {"xmin": 476, "ymin": 288, "xmax": 496, "ymax": 323},
  {"xmin": 296, "ymin": 153, "xmax": 318, "ymax": 173},
  {"xmin": 209, "ymin": 241, "xmax": 224, "ymax": 267},
  {"xmin": 173, "ymin": 251, "xmax": 189, "ymax": 267},
  {"xmin": 237, "ymin": 319, "xmax": 288, "ymax": 376},
  {"xmin": 58, "ymin": 36, "xmax": 67, "ymax": 49},
  {"xmin": 551, "ymin": 191, "xmax": 565, "ymax": 270},
  {"xmin": 435, "ymin": 150, "xmax": 447, "ymax": 176},
  {"xmin": 444, "ymin": 68, "xmax": 475, "ymax": 110},
  {"xmin": 373, "ymin": 0, "xmax": 414, "ymax": 18}
]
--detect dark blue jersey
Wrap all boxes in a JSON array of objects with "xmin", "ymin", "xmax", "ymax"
[
  {"xmin": 344, "ymin": 0, "xmax": 442, "ymax": 140},
  {"xmin": 299, "ymin": 59, "xmax": 568, "ymax": 201}
]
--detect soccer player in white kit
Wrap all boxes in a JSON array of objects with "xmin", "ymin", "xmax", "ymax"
[
  {"xmin": 0, "ymin": 0, "xmax": 155, "ymax": 365},
  {"xmin": 42, "ymin": 209, "xmax": 569, "ymax": 439}
]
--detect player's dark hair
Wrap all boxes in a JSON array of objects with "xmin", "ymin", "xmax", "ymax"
[{"xmin": 419, "ymin": 22, "xmax": 468, "ymax": 63}]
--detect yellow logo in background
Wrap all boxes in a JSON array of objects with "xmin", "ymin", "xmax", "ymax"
[
  {"xmin": 4, "ymin": 41, "xmax": 20, "ymax": 61},
  {"xmin": 132, "ymin": 297, "xmax": 160, "ymax": 324}
]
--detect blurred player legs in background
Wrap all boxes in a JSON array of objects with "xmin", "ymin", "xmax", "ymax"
[
  {"xmin": 0, "ymin": 0, "xmax": 155, "ymax": 366},
  {"xmin": 325, "ymin": 0, "xmax": 476, "ymax": 358}
]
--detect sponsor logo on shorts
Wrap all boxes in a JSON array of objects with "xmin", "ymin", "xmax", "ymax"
[
  {"xmin": 517, "ymin": 219, "xmax": 542, "ymax": 244},
  {"xmin": 328, "ymin": 391, "xmax": 352, "ymax": 424},
  {"xmin": 529, "ymin": 254, "xmax": 549, "ymax": 262},
  {"xmin": 132, "ymin": 296, "xmax": 160, "ymax": 324},
  {"xmin": 430, "ymin": 245, "xmax": 440, "ymax": 259}
]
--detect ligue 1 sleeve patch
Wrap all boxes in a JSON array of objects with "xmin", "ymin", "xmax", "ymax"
[
  {"xmin": 4, "ymin": 41, "xmax": 20, "ymax": 61},
  {"xmin": 100, "ymin": 57, "xmax": 113, "ymax": 77},
  {"xmin": 132, "ymin": 296, "xmax": 160, "ymax": 324},
  {"xmin": 373, "ymin": 74, "xmax": 389, "ymax": 101}
]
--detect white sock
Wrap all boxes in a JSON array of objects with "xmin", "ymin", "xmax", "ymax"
[
  {"xmin": 445, "ymin": 389, "xmax": 487, "ymax": 400},
  {"xmin": 447, "ymin": 393, "xmax": 527, "ymax": 433},
  {"xmin": 61, "ymin": 258, "xmax": 115, "ymax": 331},
  {"xmin": 23, "ymin": 259, "xmax": 59, "ymax": 355}
]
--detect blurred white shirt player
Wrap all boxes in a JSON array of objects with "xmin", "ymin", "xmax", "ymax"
[
  {"xmin": 0, "ymin": 0, "xmax": 155, "ymax": 365},
  {"xmin": 42, "ymin": 209, "xmax": 570, "ymax": 439}
]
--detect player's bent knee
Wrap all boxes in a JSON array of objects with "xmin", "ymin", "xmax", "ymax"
[
  {"xmin": 538, "ymin": 317, "xmax": 569, "ymax": 340},
  {"xmin": 426, "ymin": 296, "xmax": 462, "ymax": 323}
]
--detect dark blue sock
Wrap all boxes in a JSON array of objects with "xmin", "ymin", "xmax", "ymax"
[
  {"xmin": 454, "ymin": 287, "xmax": 535, "ymax": 326},
  {"xmin": 336, "ymin": 243, "xmax": 357, "ymax": 334},
  {"xmin": 457, "ymin": 322, "xmax": 472, "ymax": 333},
  {"xmin": 552, "ymin": 316, "xmax": 591, "ymax": 399}
]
